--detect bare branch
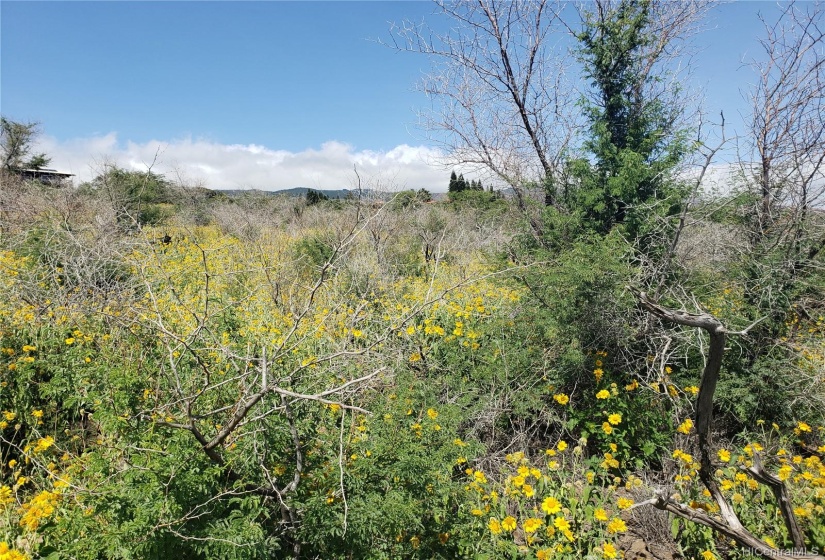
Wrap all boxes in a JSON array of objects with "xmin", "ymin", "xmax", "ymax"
[{"xmin": 635, "ymin": 289, "xmax": 823, "ymax": 559}]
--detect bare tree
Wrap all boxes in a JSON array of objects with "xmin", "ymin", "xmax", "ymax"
[
  {"xmin": 741, "ymin": 1, "xmax": 825, "ymax": 257},
  {"xmin": 389, "ymin": 0, "xmax": 713, "ymax": 243},
  {"xmin": 717, "ymin": 1, "xmax": 825, "ymax": 395},
  {"xmin": 740, "ymin": 2, "xmax": 825, "ymax": 318},
  {"xmin": 389, "ymin": 0, "xmax": 578, "ymax": 208}
]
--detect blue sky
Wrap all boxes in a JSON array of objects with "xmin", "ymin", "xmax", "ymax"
[
  {"xmin": 2, "ymin": 1, "xmax": 434, "ymax": 150},
  {"xmin": 1, "ymin": 1, "xmax": 781, "ymax": 191}
]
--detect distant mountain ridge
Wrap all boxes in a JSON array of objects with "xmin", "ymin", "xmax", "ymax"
[{"xmin": 218, "ymin": 187, "xmax": 386, "ymax": 200}]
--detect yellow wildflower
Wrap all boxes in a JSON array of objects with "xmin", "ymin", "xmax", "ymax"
[
  {"xmin": 19, "ymin": 490, "xmax": 60, "ymax": 531},
  {"xmin": 601, "ymin": 543, "xmax": 619, "ymax": 559},
  {"xmin": 0, "ymin": 542, "xmax": 28, "ymax": 560},
  {"xmin": 617, "ymin": 497, "xmax": 634, "ymax": 510},
  {"xmin": 523, "ymin": 517, "xmax": 543, "ymax": 533},
  {"xmin": 677, "ymin": 418, "xmax": 694, "ymax": 434},
  {"xmin": 34, "ymin": 436, "xmax": 55, "ymax": 453},
  {"xmin": 542, "ymin": 496, "xmax": 562, "ymax": 515},
  {"xmin": 0, "ymin": 485, "xmax": 13, "ymax": 506},
  {"xmin": 553, "ymin": 516, "xmax": 570, "ymax": 531},
  {"xmin": 607, "ymin": 517, "xmax": 627, "ymax": 534}
]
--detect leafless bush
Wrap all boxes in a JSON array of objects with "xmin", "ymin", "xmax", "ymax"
[{"xmin": 675, "ymin": 220, "xmax": 747, "ymax": 272}]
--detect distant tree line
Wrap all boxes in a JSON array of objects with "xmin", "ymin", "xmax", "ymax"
[
  {"xmin": 305, "ymin": 189, "xmax": 329, "ymax": 205},
  {"xmin": 448, "ymin": 171, "xmax": 491, "ymax": 194}
]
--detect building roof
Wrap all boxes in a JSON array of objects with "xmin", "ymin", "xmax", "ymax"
[{"xmin": 19, "ymin": 168, "xmax": 74, "ymax": 177}]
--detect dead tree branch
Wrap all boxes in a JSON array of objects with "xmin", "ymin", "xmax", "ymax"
[{"xmin": 634, "ymin": 289, "xmax": 824, "ymax": 560}]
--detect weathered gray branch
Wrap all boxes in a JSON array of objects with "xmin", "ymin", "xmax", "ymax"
[
  {"xmin": 652, "ymin": 493, "xmax": 821, "ymax": 560},
  {"xmin": 745, "ymin": 455, "xmax": 805, "ymax": 548},
  {"xmin": 634, "ymin": 289, "xmax": 823, "ymax": 560}
]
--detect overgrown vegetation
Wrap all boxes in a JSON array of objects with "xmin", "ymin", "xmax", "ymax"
[{"xmin": 2, "ymin": 1, "xmax": 824, "ymax": 559}]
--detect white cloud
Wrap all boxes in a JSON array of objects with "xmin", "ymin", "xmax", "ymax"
[{"xmin": 34, "ymin": 134, "xmax": 458, "ymax": 192}]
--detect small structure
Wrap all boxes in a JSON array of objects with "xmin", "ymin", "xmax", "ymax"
[{"xmin": 17, "ymin": 168, "xmax": 74, "ymax": 186}]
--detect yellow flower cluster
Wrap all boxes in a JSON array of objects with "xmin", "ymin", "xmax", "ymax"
[
  {"xmin": 33, "ymin": 436, "xmax": 55, "ymax": 453},
  {"xmin": 601, "ymin": 452, "xmax": 620, "ymax": 470},
  {"xmin": 19, "ymin": 490, "xmax": 60, "ymax": 532},
  {"xmin": 676, "ymin": 418, "xmax": 694, "ymax": 435},
  {"xmin": 668, "ymin": 426, "xmax": 825, "ymax": 543},
  {"xmin": 0, "ymin": 542, "xmax": 28, "ymax": 560},
  {"xmin": 0, "ymin": 485, "xmax": 13, "ymax": 507},
  {"xmin": 468, "ymin": 446, "xmax": 634, "ymax": 556}
]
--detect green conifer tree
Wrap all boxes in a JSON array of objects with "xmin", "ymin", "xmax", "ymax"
[
  {"xmin": 570, "ymin": 0, "xmax": 687, "ymax": 239},
  {"xmin": 448, "ymin": 171, "xmax": 459, "ymax": 193}
]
